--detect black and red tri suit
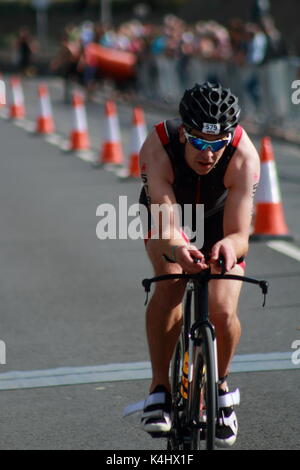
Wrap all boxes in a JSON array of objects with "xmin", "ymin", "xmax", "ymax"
[{"xmin": 139, "ymin": 118, "xmax": 245, "ymax": 266}]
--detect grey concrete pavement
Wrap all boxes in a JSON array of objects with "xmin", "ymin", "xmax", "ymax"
[{"xmin": 0, "ymin": 371, "xmax": 297, "ymax": 450}]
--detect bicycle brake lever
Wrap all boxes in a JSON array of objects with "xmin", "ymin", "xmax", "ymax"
[
  {"xmin": 259, "ymin": 280, "xmax": 269, "ymax": 307},
  {"xmin": 217, "ymin": 256, "xmax": 226, "ymax": 275},
  {"xmin": 142, "ymin": 279, "xmax": 151, "ymax": 305}
]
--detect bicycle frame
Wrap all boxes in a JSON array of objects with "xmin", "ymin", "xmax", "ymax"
[{"xmin": 186, "ymin": 276, "xmax": 219, "ymax": 436}]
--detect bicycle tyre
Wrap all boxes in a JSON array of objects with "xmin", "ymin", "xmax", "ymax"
[
  {"xmin": 190, "ymin": 323, "xmax": 217, "ymax": 450},
  {"xmin": 167, "ymin": 337, "xmax": 183, "ymax": 450},
  {"xmin": 167, "ymin": 288, "xmax": 192, "ymax": 450}
]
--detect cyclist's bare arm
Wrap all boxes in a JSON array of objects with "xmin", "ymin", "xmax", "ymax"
[
  {"xmin": 139, "ymin": 129, "xmax": 207, "ymax": 272},
  {"xmin": 211, "ymin": 130, "xmax": 261, "ymax": 271}
]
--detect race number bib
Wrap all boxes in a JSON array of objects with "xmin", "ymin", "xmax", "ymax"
[{"xmin": 202, "ymin": 123, "xmax": 221, "ymax": 135}]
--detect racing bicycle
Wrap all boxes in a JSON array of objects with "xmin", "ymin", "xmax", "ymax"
[{"xmin": 142, "ymin": 258, "xmax": 268, "ymax": 450}]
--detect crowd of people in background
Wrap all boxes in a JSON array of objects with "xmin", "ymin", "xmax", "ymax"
[
  {"xmin": 48, "ymin": 12, "xmax": 289, "ymax": 101},
  {"xmin": 11, "ymin": 11, "xmax": 289, "ymax": 104},
  {"xmin": 54, "ymin": 13, "xmax": 288, "ymax": 66}
]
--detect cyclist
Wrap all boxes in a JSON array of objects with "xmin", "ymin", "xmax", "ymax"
[{"xmin": 138, "ymin": 82, "xmax": 260, "ymax": 447}]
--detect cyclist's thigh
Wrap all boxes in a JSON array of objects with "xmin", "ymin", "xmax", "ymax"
[
  {"xmin": 146, "ymin": 239, "xmax": 181, "ymax": 275},
  {"xmin": 208, "ymin": 263, "xmax": 244, "ymax": 315},
  {"xmin": 145, "ymin": 239, "xmax": 187, "ymax": 295}
]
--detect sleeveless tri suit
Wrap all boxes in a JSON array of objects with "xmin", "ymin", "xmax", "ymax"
[{"xmin": 139, "ymin": 118, "xmax": 246, "ymax": 268}]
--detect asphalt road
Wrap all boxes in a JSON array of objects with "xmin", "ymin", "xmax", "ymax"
[{"xmin": 0, "ymin": 77, "xmax": 299, "ymax": 451}]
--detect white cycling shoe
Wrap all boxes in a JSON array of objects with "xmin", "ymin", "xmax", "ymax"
[
  {"xmin": 215, "ymin": 388, "xmax": 240, "ymax": 448},
  {"xmin": 141, "ymin": 385, "xmax": 172, "ymax": 434}
]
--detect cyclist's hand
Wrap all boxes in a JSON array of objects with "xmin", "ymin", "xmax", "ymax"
[
  {"xmin": 210, "ymin": 239, "xmax": 237, "ymax": 272},
  {"xmin": 176, "ymin": 245, "xmax": 208, "ymax": 273}
]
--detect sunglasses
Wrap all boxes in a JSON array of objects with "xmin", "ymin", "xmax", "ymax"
[{"xmin": 183, "ymin": 128, "xmax": 231, "ymax": 152}]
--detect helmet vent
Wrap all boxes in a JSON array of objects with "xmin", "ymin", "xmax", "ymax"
[
  {"xmin": 210, "ymin": 91, "xmax": 220, "ymax": 103},
  {"xmin": 210, "ymin": 104, "xmax": 218, "ymax": 116}
]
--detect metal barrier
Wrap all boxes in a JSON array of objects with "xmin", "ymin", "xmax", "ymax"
[{"xmin": 137, "ymin": 54, "xmax": 300, "ymax": 129}]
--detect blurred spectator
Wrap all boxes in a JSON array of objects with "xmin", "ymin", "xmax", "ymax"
[
  {"xmin": 150, "ymin": 26, "xmax": 167, "ymax": 56},
  {"xmin": 51, "ymin": 26, "xmax": 81, "ymax": 102},
  {"xmin": 80, "ymin": 21, "xmax": 95, "ymax": 46},
  {"xmin": 200, "ymin": 21, "xmax": 232, "ymax": 61},
  {"xmin": 245, "ymin": 23, "xmax": 267, "ymax": 65},
  {"xmin": 228, "ymin": 18, "xmax": 248, "ymax": 65},
  {"xmin": 244, "ymin": 23, "xmax": 267, "ymax": 108},
  {"xmin": 251, "ymin": 0, "xmax": 271, "ymax": 22},
  {"xmin": 77, "ymin": 23, "xmax": 106, "ymax": 101},
  {"xmin": 13, "ymin": 27, "xmax": 38, "ymax": 76},
  {"xmin": 261, "ymin": 16, "xmax": 289, "ymax": 62}
]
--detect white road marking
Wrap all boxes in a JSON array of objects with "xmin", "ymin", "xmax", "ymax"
[
  {"xmin": 0, "ymin": 108, "xmax": 9, "ymax": 119},
  {"xmin": 267, "ymin": 241, "xmax": 300, "ymax": 263},
  {"xmin": 0, "ymin": 112, "xmax": 98, "ymax": 165},
  {"xmin": 45, "ymin": 133, "xmax": 64, "ymax": 145},
  {"xmin": 14, "ymin": 119, "xmax": 35, "ymax": 132},
  {"xmin": 74, "ymin": 149, "xmax": 97, "ymax": 163},
  {"xmin": 0, "ymin": 352, "xmax": 298, "ymax": 391}
]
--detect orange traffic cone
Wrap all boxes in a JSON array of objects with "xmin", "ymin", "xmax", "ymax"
[
  {"xmin": 69, "ymin": 91, "xmax": 90, "ymax": 151},
  {"xmin": 127, "ymin": 107, "xmax": 147, "ymax": 178},
  {"xmin": 100, "ymin": 100, "xmax": 124, "ymax": 166},
  {"xmin": 0, "ymin": 74, "xmax": 5, "ymax": 107},
  {"xmin": 9, "ymin": 76, "xmax": 25, "ymax": 119},
  {"xmin": 36, "ymin": 84, "xmax": 55, "ymax": 134},
  {"xmin": 250, "ymin": 136, "xmax": 293, "ymax": 241}
]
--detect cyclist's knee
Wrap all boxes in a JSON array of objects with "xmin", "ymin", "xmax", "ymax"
[
  {"xmin": 149, "ymin": 267, "xmax": 186, "ymax": 307},
  {"xmin": 208, "ymin": 276, "xmax": 242, "ymax": 330},
  {"xmin": 145, "ymin": 240, "xmax": 186, "ymax": 304},
  {"xmin": 210, "ymin": 306, "xmax": 239, "ymax": 331},
  {"xmin": 146, "ymin": 240, "xmax": 175, "ymax": 268},
  {"xmin": 151, "ymin": 278, "xmax": 186, "ymax": 306},
  {"xmin": 146, "ymin": 240, "xmax": 184, "ymax": 277}
]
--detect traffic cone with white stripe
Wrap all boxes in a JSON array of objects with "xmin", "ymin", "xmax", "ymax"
[
  {"xmin": 9, "ymin": 76, "xmax": 25, "ymax": 119},
  {"xmin": 127, "ymin": 107, "xmax": 147, "ymax": 177},
  {"xmin": 100, "ymin": 100, "xmax": 124, "ymax": 166},
  {"xmin": 0, "ymin": 73, "xmax": 5, "ymax": 107},
  {"xmin": 250, "ymin": 136, "xmax": 293, "ymax": 241},
  {"xmin": 36, "ymin": 84, "xmax": 55, "ymax": 134},
  {"xmin": 70, "ymin": 91, "xmax": 90, "ymax": 151}
]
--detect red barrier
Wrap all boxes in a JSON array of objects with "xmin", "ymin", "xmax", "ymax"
[{"xmin": 85, "ymin": 43, "xmax": 136, "ymax": 80}]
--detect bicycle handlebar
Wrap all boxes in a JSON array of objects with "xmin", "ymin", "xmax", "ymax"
[{"xmin": 142, "ymin": 269, "xmax": 269, "ymax": 307}]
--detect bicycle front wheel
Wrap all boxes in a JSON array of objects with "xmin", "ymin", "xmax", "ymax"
[
  {"xmin": 190, "ymin": 323, "xmax": 217, "ymax": 450},
  {"xmin": 167, "ymin": 288, "xmax": 192, "ymax": 450},
  {"xmin": 167, "ymin": 336, "xmax": 182, "ymax": 450}
]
